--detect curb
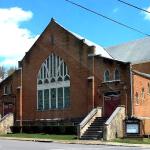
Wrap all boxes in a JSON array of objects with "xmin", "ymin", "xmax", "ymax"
[
  {"xmin": 0, "ymin": 137, "xmax": 150, "ymax": 148},
  {"xmin": 0, "ymin": 137, "xmax": 52, "ymax": 142}
]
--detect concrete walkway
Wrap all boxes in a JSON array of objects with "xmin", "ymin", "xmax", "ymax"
[{"xmin": 0, "ymin": 137, "xmax": 150, "ymax": 148}]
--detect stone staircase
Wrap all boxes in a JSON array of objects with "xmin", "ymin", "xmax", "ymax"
[
  {"xmin": 80, "ymin": 117, "xmax": 107, "ymax": 140},
  {"xmin": 0, "ymin": 113, "xmax": 14, "ymax": 134}
]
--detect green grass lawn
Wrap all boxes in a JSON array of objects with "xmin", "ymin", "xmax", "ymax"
[
  {"xmin": 114, "ymin": 138, "xmax": 150, "ymax": 144},
  {"xmin": 0, "ymin": 133, "xmax": 77, "ymax": 140}
]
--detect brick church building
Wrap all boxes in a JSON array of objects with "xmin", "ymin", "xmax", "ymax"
[{"xmin": 0, "ymin": 18, "xmax": 149, "ymax": 139}]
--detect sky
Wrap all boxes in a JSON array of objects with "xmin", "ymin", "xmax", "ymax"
[{"xmin": 0, "ymin": 0, "xmax": 150, "ymax": 67}]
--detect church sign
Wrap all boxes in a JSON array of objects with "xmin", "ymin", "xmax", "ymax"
[{"xmin": 125, "ymin": 117, "xmax": 141, "ymax": 137}]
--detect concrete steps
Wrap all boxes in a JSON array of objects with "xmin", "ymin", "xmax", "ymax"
[{"xmin": 80, "ymin": 117, "xmax": 107, "ymax": 140}]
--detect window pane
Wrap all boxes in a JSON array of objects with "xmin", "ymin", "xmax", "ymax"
[
  {"xmin": 44, "ymin": 89, "xmax": 49, "ymax": 110},
  {"xmin": 54, "ymin": 55, "xmax": 56, "ymax": 77},
  {"xmin": 38, "ymin": 90, "xmax": 43, "ymax": 110},
  {"xmin": 44, "ymin": 66, "xmax": 46, "ymax": 78},
  {"xmin": 50, "ymin": 55, "xmax": 52, "ymax": 77},
  {"xmin": 41, "ymin": 67, "xmax": 43, "ymax": 79},
  {"xmin": 38, "ymin": 80, "xmax": 43, "ymax": 85},
  {"xmin": 64, "ymin": 75, "xmax": 70, "ymax": 81},
  {"xmin": 60, "ymin": 63, "xmax": 63, "ymax": 76},
  {"xmin": 104, "ymin": 70, "xmax": 109, "ymax": 81},
  {"xmin": 58, "ymin": 88, "xmax": 63, "ymax": 109},
  {"xmin": 58, "ymin": 77, "xmax": 63, "ymax": 81},
  {"xmin": 51, "ymin": 88, "xmax": 56, "ymax": 109},
  {"xmin": 44, "ymin": 79, "xmax": 49, "ymax": 84},
  {"xmin": 115, "ymin": 70, "xmax": 120, "ymax": 80},
  {"xmin": 64, "ymin": 63, "xmax": 66, "ymax": 76},
  {"xmin": 64, "ymin": 87, "xmax": 70, "ymax": 108},
  {"xmin": 47, "ymin": 58, "xmax": 49, "ymax": 70}
]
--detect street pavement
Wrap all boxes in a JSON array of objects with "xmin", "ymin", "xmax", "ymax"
[{"xmin": 0, "ymin": 139, "xmax": 150, "ymax": 150}]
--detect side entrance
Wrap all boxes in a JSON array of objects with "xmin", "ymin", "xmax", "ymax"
[
  {"xmin": 104, "ymin": 91, "xmax": 120, "ymax": 117},
  {"xmin": 3, "ymin": 103, "xmax": 14, "ymax": 116}
]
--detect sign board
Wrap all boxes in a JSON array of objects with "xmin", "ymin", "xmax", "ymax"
[
  {"xmin": 126, "ymin": 124, "xmax": 139, "ymax": 134},
  {"xmin": 125, "ymin": 117, "xmax": 141, "ymax": 137}
]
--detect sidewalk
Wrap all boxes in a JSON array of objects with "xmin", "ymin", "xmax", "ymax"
[{"xmin": 0, "ymin": 136, "xmax": 150, "ymax": 148}]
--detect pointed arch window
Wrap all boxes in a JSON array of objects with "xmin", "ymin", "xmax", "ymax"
[
  {"xmin": 135, "ymin": 92, "xmax": 139, "ymax": 105},
  {"xmin": 148, "ymin": 83, "xmax": 150, "ymax": 94},
  {"xmin": 104, "ymin": 70, "xmax": 110, "ymax": 82},
  {"xmin": 141, "ymin": 88, "xmax": 145, "ymax": 100},
  {"xmin": 114, "ymin": 69, "xmax": 120, "ymax": 80},
  {"xmin": 37, "ymin": 53, "xmax": 70, "ymax": 110}
]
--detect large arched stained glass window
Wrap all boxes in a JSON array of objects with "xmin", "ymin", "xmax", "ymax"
[{"xmin": 37, "ymin": 53, "xmax": 70, "ymax": 110}]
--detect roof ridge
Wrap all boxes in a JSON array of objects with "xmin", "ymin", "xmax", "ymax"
[{"xmin": 106, "ymin": 36, "xmax": 150, "ymax": 49}]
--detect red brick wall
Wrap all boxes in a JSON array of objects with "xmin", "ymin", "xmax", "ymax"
[
  {"xmin": 93, "ymin": 57, "xmax": 131, "ymax": 115},
  {"xmin": 0, "ymin": 70, "xmax": 21, "ymax": 118},
  {"xmin": 21, "ymin": 20, "xmax": 92, "ymax": 121},
  {"xmin": 19, "ymin": 20, "xmax": 132, "ymax": 123},
  {"xmin": 0, "ymin": 20, "xmax": 133, "ymax": 126},
  {"xmin": 132, "ymin": 72, "xmax": 150, "ymax": 135}
]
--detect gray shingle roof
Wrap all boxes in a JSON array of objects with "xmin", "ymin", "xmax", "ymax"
[
  {"xmin": 133, "ymin": 70, "xmax": 150, "ymax": 79},
  {"xmin": 105, "ymin": 37, "xmax": 150, "ymax": 63}
]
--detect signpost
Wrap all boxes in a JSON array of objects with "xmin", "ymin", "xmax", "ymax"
[{"xmin": 125, "ymin": 117, "xmax": 141, "ymax": 137}]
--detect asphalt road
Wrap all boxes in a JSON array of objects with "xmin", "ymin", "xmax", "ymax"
[{"xmin": 0, "ymin": 139, "xmax": 149, "ymax": 150}]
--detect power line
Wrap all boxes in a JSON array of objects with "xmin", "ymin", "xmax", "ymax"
[
  {"xmin": 64, "ymin": 0, "xmax": 150, "ymax": 37},
  {"xmin": 118, "ymin": 0, "xmax": 150, "ymax": 14}
]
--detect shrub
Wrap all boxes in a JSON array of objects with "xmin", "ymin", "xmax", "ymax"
[{"xmin": 10, "ymin": 125, "xmax": 77, "ymax": 135}]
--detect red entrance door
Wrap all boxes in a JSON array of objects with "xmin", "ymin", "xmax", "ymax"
[
  {"xmin": 104, "ymin": 94, "xmax": 120, "ymax": 117},
  {"xmin": 3, "ymin": 103, "xmax": 14, "ymax": 116}
]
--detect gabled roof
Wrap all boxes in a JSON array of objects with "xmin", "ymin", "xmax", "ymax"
[
  {"xmin": 69, "ymin": 31, "xmax": 113, "ymax": 59},
  {"xmin": 53, "ymin": 19, "xmax": 113, "ymax": 59},
  {"xmin": 106, "ymin": 37, "xmax": 150, "ymax": 63},
  {"xmin": 20, "ymin": 18, "xmax": 113, "ymax": 65}
]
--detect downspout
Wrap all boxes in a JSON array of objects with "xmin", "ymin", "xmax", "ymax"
[
  {"xmin": 20, "ymin": 67, "xmax": 23, "ymax": 132},
  {"xmin": 91, "ymin": 46, "xmax": 96, "ymax": 109},
  {"xmin": 92, "ymin": 54, "xmax": 95, "ymax": 109},
  {"xmin": 130, "ymin": 63, "xmax": 133, "ymax": 117}
]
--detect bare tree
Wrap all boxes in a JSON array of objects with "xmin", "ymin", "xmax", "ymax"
[
  {"xmin": 0, "ymin": 66, "xmax": 6, "ymax": 79},
  {"xmin": 7, "ymin": 66, "xmax": 16, "ymax": 76}
]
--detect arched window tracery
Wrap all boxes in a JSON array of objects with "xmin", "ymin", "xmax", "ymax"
[
  {"xmin": 104, "ymin": 70, "xmax": 110, "ymax": 82},
  {"xmin": 37, "ymin": 53, "xmax": 70, "ymax": 110},
  {"xmin": 114, "ymin": 69, "xmax": 120, "ymax": 80}
]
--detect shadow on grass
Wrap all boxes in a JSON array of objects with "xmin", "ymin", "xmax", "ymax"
[{"xmin": 0, "ymin": 133, "xmax": 77, "ymax": 140}]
